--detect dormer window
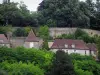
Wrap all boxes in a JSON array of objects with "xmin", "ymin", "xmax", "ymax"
[
  {"xmin": 72, "ymin": 44, "xmax": 75, "ymax": 48},
  {"xmin": 65, "ymin": 44, "xmax": 68, "ymax": 48}
]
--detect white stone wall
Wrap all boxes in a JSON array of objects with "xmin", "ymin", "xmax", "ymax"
[{"xmin": 51, "ymin": 49, "xmax": 91, "ymax": 55}]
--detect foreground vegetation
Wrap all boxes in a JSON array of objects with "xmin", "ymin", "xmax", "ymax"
[
  {"xmin": 0, "ymin": 47, "xmax": 100, "ymax": 75},
  {"xmin": 0, "ymin": 47, "xmax": 54, "ymax": 75}
]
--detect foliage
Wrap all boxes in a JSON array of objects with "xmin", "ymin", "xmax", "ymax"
[
  {"xmin": 0, "ymin": 61, "xmax": 44, "ymax": 75},
  {"xmin": 70, "ymin": 53, "xmax": 100, "ymax": 75},
  {"xmin": 47, "ymin": 50, "xmax": 75, "ymax": 75},
  {"xmin": 0, "ymin": 47, "xmax": 54, "ymax": 74},
  {"xmin": 24, "ymin": 26, "xmax": 32, "ymax": 35},
  {"xmin": 39, "ymin": 26, "xmax": 49, "ymax": 40},
  {"xmin": 13, "ymin": 28, "xmax": 27, "ymax": 37},
  {"xmin": 70, "ymin": 53, "xmax": 94, "ymax": 61},
  {"xmin": 0, "ymin": 2, "xmax": 38, "ymax": 27},
  {"xmin": 0, "ymin": 26, "xmax": 12, "ymax": 35},
  {"xmin": 38, "ymin": 0, "xmax": 95, "ymax": 28},
  {"xmin": 42, "ymin": 40, "xmax": 49, "ymax": 50}
]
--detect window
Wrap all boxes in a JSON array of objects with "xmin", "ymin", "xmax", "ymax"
[
  {"xmin": 30, "ymin": 42, "xmax": 34, "ymax": 48},
  {"xmin": 65, "ymin": 44, "xmax": 68, "ymax": 48},
  {"xmin": 72, "ymin": 44, "xmax": 75, "ymax": 48}
]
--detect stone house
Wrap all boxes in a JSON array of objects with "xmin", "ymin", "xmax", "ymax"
[
  {"xmin": 0, "ymin": 34, "xmax": 10, "ymax": 48},
  {"xmin": 50, "ymin": 39, "xmax": 97, "ymax": 56},
  {"xmin": 24, "ymin": 30, "xmax": 43, "ymax": 49}
]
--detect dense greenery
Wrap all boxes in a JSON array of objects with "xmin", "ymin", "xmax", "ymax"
[
  {"xmin": 0, "ymin": 0, "xmax": 100, "ymax": 30},
  {"xmin": 39, "ymin": 26, "xmax": 49, "ymax": 40},
  {"xmin": 0, "ymin": 1, "xmax": 38, "ymax": 27},
  {"xmin": 13, "ymin": 27, "xmax": 31, "ymax": 37},
  {"xmin": 38, "ymin": 0, "xmax": 100, "ymax": 29},
  {"xmin": 0, "ymin": 47, "xmax": 54, "ymax": 75},
  {"xmin": 1, "ymin": 47, "xmax": 100, "ymax": 75},
  {"xmin": 70, "ymin": 54, "xmax": 100, "ymax": 75},
  {"xmin": 47, "ymin": 50, "xmax": 75, "ymax": 75}
]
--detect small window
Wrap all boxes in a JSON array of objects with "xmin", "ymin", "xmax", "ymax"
[
  {"xmin": 72, "ymin": 44, "xmax": 75, "ymax": 48},
  {"xmin": 65, "ymin": 44, "xmax": 68, "ymax": 48}
]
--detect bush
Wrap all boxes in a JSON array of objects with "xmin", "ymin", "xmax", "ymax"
[
  {"xmin": 0, "ymin": 61, "xmax": 44, "ymax": 75},
  {"xmin": 70, "ymin": 54, "xmax": 100, "ymax": 75},
  {"xmin": 0, "ymin": 47, "xmax": 54, "ymax": 72},
  {"xmin": 39, "ymin": 26, "xmax": 49, "ymax": 40}
]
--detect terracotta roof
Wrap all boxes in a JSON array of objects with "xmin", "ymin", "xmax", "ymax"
[
  {"xmin": 25, "ymin": 30, "xmax": 39, "ymax": 42},
  {"xmin": 0, "ymin": 34, "xmax": 9, "ymax": 44},
  {"xmin": 87, "ymin": 43, "xmax": 97, "ymax": 51},
  {"xmin": 51, "ymin": 39, "xmax": 89, "ymax": 50}
]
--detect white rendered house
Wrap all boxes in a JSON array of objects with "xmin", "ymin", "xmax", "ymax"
[{"xmin": 50, "ymin": 39, "xmax": 97, "ymax": 56}]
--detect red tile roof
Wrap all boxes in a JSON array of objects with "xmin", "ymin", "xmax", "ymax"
[
  {"xmin": 87, "ymin": 43, "xmax": 97, "ymax": 51},
  {"xmin": 51, "ymin": 39, "xmax": 89, "ymax": 50},
  {"xmin": 0, "ymin": 34, "xmax": 9, "ymax": 44},
  {"xmin": 25, "ymin": 30, "xmax": 39, "ymax": 42}
]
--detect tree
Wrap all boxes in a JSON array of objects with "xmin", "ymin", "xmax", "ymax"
[
  {"xmin": 39, "ymin": 26, "xmax": 49, "ymax": 40},
  {"xmin": 47, "ymin": 50, "xmax": 75, "ymax": 75},
  {"xmin": 42, "ymin": 40, "xmax": 49, "ymax": 50},
  {"xmin": 13, "ymin": 28, "xmax": 27, "ymax": 37},
  {"xmin": 38, "ymin": 0, "xmax": 91, "ymax": 27}
]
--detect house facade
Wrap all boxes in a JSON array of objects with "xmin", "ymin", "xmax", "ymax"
[
  {"xmin": 0, "ymin": 34, "xmax": 10, "ymax": 48},
  {"xmin": 50, "ymin": 39, "xmax": 97, "ymax": 56},
  {"xmin": 24, "ymin": 30, "xmax": 43, "ymax": 49}
]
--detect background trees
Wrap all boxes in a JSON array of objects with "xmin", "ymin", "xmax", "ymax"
[
  {"xmin": 37, "ymin": 0, "xmax": 100, "ymax": 29},
  {"xmin": 0, "ymin": 1, "xmax": 38, "ymax": 27},
  {"xmin": 0, "ymin": 0, "xmax": 100, "ymax": 30}
]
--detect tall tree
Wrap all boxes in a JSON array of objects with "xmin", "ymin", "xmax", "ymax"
[
  {"xmin": 38, "ymin": 0, "xmax": 91, "ymax": 27},
  {"xmin": 47, "ymin": 50, "xmax": 75, "ymax": 75}
]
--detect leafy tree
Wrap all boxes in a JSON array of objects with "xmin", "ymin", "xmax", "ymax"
[
  {"xmin": 13, "ymin": 28, "xmax": 27, "ymax": 37},
  {"xmin": 42, "ymin": 40, "xmax": 49, "ymax": 50},
  {"xmin": 0, "ymin": 61, "xmax": 44, "ymax": 75},
  {"xmin": 38, "ymin": 0, "xmax": 91, "ymax": 27},
  {"xmin": 39, "ymin": 26, "xmax": 49, "ymax": 40},
  {"xmin": 47, "ymin": 50, "xmax": 75, "ymax": 75},
  {"xmin": 71, "ymin": 54, "xmax": 100, "ymax": 75}
]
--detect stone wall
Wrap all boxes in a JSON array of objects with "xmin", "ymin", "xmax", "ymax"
[{"xmin": 49, "ymin": 28, "xmax": 100, "ymax": 38}]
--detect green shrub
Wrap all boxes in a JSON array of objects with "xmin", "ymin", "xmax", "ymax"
[
  {"xmin": 71, "ymin": 54, "xmax": 100, "ymax": 75},
  {"xmin": 0, "ymin": 47, "xmax": 54, "ymax": 72},
  {"xmin": 0, "ymin": 61, "xmax": 44, "ymax": 75}
]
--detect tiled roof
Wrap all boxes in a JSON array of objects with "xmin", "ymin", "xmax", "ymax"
[
  {"xmin": 51, "ymin": 39, "xmax": 89, "ymax": 50},
  {"xmin": 25, "ymin": 30, "xmax": 39, "ymax": 42},
  {"xmin": 87, "ymin": 43, "xmax": 97, "ymax": 51},
  {"xmin": 0, "ymin": 34, "xmax": 9, "ymax": 44}
]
